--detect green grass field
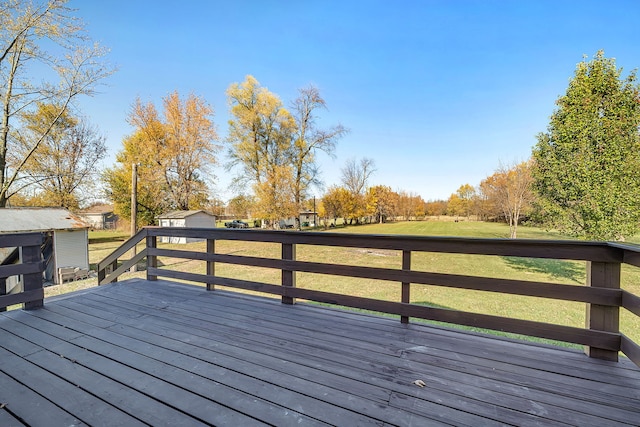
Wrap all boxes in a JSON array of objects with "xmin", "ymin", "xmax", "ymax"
[{"xmin": 45, "ymin": 220, "xmax": 640, "ymax": 348}]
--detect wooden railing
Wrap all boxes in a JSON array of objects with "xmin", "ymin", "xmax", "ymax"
[
  {"xmin": 97, "ymin": 227, "xmax": 640, "ymax": 366},
  {"xmin": 0, "ymin": 232, "xmax": 45, "ymax": 311}
]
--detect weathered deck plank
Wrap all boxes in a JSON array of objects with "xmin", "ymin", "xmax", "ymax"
[{"xmin": 0, "ymin": 278, "xmax": 639, "ymax": 426}]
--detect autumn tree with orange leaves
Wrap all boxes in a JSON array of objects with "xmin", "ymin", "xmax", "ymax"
[
  {"xmin": 104, "ymin": 91, "xmax": 219, "ymax": 225},
  {"xmin": 480, "ymin": 161, "xmax": 535, "ymax": 238}
]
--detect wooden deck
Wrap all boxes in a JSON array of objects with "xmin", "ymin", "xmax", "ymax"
[{"xmin": 0, "ymin": 279, "xmax": 639, "ymax": 426}]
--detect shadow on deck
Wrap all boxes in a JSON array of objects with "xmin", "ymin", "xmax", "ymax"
[{"xmin": 0, "ymin": 279, "xmax": 638, "ymax": 426}]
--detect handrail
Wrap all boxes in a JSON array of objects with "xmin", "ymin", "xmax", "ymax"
[
  {"xmin": 98, "ymin": 226, "xmax": 640, "ymax": 367},
  {"xmin": 0, "ymin": 232, "xmax": 45, "ymax": 310},
  {"xmin": 96, "ymin": 228, "xmax": 147, "ymax": 285},
  {"xmin": 97, "ymin": 228, "xmax": 147, "ymax": 271}
]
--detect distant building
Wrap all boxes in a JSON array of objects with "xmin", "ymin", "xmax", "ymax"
[
  {"xmin": 157, "ymin": 210, "xmax": 216, "ymax": 244},
  {"xmin": 278, "ymin": 211, "xmax": 319, "ymax": 229},
  {"xmin": 78, "ymin": 204, "xmax": 118, "ymax": 230},
  {"xmin": 0, "ymin": 208, "xmax": 90, "ymax": 286},
  {"xmin": 299, "ymin": 211, "xmax": 318, "ymax": 227}
]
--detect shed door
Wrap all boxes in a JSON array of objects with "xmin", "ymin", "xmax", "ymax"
[{"xmin": 54, "ymin": 230, "xmax": 89, "ymax": 270}]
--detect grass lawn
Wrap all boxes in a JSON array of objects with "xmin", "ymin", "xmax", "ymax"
[{"xmin": 44, "ymin": 220, "xmax": 640, "ymax": 349}]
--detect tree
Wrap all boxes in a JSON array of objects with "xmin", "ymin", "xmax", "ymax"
[
  {"xmin": 447, "ymin": 194, "xmax": 463, "ymax": 219},
  {"xmin": 129, "ymin": 92, "xmax": 218, "ymax": 210},
  {"xmin": 206, "ymin": 197, "xmax": 226, "ymax": 217},
  {"xmin": 226, "ymin": 76, "xmax": 296, "ymax": 226},
  {"xmin": 104, "ymin": 91, "xmax": 218, "ymax": 225},
  {"xmin": 1, "ymin": 0, "xmax": 113, "ymax": 207},
  {"xmin": 252, "ymin": 165, "xmax": 296, "ymax": 225},
  {"xmin": 341, "ymin": 157, "xmax": 376, "ymax": 196},
  {"xmin": 340, "ymin": 157, "xmax": 375, "ymax": 224},
  {"xmin": 366, "ymin": 185, "xmax": 397, "ymax": 223},
  {"xmin": 532, "ymin": 51, "xmax": 640, "ymax": 240},
  {"xmin": 103, "ymin": 132, "xmax": 169, "ymax": 226},
  {"xmin": 9, "ymin": 103, "xmax": 107, "ymax": 209},
  {"xmin": 481, "ymin": 161, "xmax": 535, "ymax": 238},
  {"xmin": 322, "ymin": 185, "xmax": 351, "ymax": 225},
  {"xmin": 227, "ymin": 194, "xmax": 254, "ymax": 219},
  {"xmin": 424, "ymin": 199, "xmax": 448, "ymax": 217},
  {"xmin": 456, "ymin": 183, "xmax": 476, "ymax": 219},
  {"xmin": 290, "ymin": 86, "xmax": 347, "ymax": 217},
  {"xmin": 226, "ymin": 75, "xmax": 295, "ymax": 185}
]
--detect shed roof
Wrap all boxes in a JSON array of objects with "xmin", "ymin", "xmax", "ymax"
[
  {"xmin": 78, "ymin": 204, "xmax": 114, "ymax": 215},
  {"xmin": 0, "ymin": 208, "xmax": 88, "ymax": 233},
  {"xmin": 157, "ymin": 210, "xmax": 214, "ymax": 219}
]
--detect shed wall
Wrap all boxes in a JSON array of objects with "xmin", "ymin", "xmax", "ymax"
[{"xmin": 53, "ymin": 230, "xmax": 89, "ymax": 281}]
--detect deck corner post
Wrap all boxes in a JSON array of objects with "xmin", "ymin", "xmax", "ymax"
[
  {"xmin": 146, "ymin": 234, "xmax": 157, "ymax": 281},
  {"xmin": 401, "ymin": 250, "xmax": 411, "ymax": 324},
  {"xmin": 206, "ymin": 238, "xmax": 215, "ymax": 291},
  {"xmin": 585, "ymin": 260, "xmax": 621, "ymax": 361},
  {"xmin": 22, "ymin": 243, "xmax": 44, "ymax": 310},
  {"xmin": 282, "ymin": 242, "xmax": 296, "ymax": 305}
]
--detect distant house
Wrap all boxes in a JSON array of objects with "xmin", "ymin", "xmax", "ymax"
[
  {"xmin": 157, "ymin": 210, "xmax": 216, "ymax": 244},
  {"xmin": 0, "ymin": 208, "xmax": 90, "ymax": 286},
  {"xmin": 299, "ymin": 211, "xmax": 318, "ymax": 227},
  {"xmin": 78, "ymin": 204, "xmax": 118, "ymax": 230},
  {"xmin": 278, "ymin": 211, "xmax": 319, "ymax": 229}
]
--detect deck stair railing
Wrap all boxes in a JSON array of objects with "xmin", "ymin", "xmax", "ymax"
[
  {"xmin": 0, "ymin": 232, "xmax": 46, "ymax": 311},
  {"xmin": 97, "ymin": 227, "xmax": 640, "ymax": 367}
]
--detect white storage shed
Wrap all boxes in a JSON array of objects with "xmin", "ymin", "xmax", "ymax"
[
  {"xmin": 0, "ymin": 208, "xmax": 90, "ymax": 285},
  {"xmin": 157, "ymin": 210, "xmax": 216, "ymax": 243}
]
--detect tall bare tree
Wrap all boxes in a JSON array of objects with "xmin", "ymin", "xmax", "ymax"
[
  {"xmin": 0, "ymin": 0, "xmax": 114, "ymax": 206},
  {"xmin": 340, "ymin": 157, "xmax": 375, "ymax": 224},
  {"xmin": 290, "ymin": 86, "xmax": 347, "ymax": 215},
  {"xmin": 341, "ymin": 157, "xmax": 376, "ymax": 196}
]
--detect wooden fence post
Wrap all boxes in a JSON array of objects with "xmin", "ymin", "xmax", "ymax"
[
  {"xmin": 0, "ymin": 278, "xmax": 6, "ymax": 312},
  {"xmin": 282, "ymin": 243, "xmax": 296, "ymax": 305},
  {"xmin": 585, "ymin": 261, "xmax": 620, "ymax": 361},
  {"xmin": 110, "ymin": 259, "xmax": 118, "ymax": 283},
  {"xmin": 22, "ymin": 243, "xmax": 43, "ymax": 310},
  {"xmin": 206, "ymin": 239, "xmax": 215, "ymax": 291},
  {"xmin": 401, "ymin": 250, "xmax": 411, "ymax": 324},
  {"xmin": 147, "ymin": 235, "xmax": 157, "ymax": 281}
]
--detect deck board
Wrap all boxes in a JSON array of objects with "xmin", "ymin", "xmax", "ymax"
[{"xmin": 0, "ymin": 278, "xmax": 639, "ymax": 426}]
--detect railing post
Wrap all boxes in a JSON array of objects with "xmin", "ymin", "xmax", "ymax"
[
  {"xmin": 0, "ymin": 278, "xmax": 6, "ymax": 312},
  {"xmin": 110, "ymin": 259, "xmax": 118, "ymax": 282},
  {"xmin": 206, "ymin": 238, "xmax": 215, "ymax": 291},
  {"xmin": 585, "ymin": 261, "xmax": 620, "ymax": 361},
  {"xmin": 22, "ymin": 243, "xmax": 43, "ymax": 310},
  {"xmin": 401, "ymin": 250, "xmax": 411, "ymax": 324},
  {"xmin": 146, "ymin": 235, "xmax": 157, "ymax": 281},
  {"xmin": 97, "ymin": 267, "xmax": 105, "ymax": 285},
  {"xmin": 282, "ymin": 243, "xmax": 296, "ymax": 305}
]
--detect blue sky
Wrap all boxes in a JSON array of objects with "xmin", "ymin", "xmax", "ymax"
[{"xmin": 71, "ymin": 0, "xmax": 640, "ymax": 202}]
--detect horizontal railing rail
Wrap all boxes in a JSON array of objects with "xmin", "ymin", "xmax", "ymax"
[
  {"xmin": 96, "ymin": 226, "xmax": 640, "ymax": 366},
  {"xmin": 0, "ymin": 232, "xmax": 45, "ymax": 310}
]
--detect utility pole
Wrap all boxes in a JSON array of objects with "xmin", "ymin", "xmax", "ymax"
[{"xmin": 130, "ymin": 163, "xmax": 138, "ymax": 272}]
